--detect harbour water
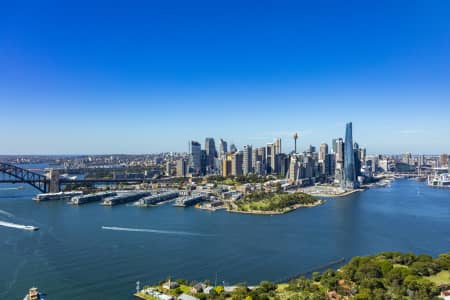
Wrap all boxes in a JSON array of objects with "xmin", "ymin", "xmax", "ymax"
[{"xmin": 0, "ymin": 179, "xmax": 449, "ymax": 299}]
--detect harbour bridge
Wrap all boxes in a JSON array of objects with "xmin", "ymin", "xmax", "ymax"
[{"xmin": 0, "ymin": 162, "xmax": 183, "ymax": 193}]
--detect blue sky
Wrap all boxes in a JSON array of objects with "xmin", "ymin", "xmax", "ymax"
[{"xmin": 1, "ymin": 0, "xmax": 449, "ymax": 154}]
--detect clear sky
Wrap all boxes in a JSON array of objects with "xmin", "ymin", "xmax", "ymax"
[{"xmin": 1, "ymin": 0, "xmax": 449, "ymax": 155}]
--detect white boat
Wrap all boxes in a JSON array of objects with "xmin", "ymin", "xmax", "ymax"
[{"xmin": 23, "ymin": 225, "xmax": 39, "ymax": 231}]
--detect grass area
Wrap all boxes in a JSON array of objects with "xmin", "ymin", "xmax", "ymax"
[
  {"xmin": 235, "ymin": 191, "xmax": 320, "ymax": 212},
  {"xmin": 135, "ymin": 292, "xmax": 158, "ymax": 300},
  {"xmin": 179, "ymin": 285, "xmax": 191, "ymax": 293},
  {"xmin": 426, "ymin": 270, "xmax": 450, "ymax": 285}
]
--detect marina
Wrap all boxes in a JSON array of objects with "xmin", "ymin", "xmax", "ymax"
[{"xmin": 427, "ymin": 173, "xmax": 450, "ymax": 187}]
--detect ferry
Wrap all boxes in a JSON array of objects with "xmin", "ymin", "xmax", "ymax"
[{"xmin": 23, "ymin": 287, "xmax": 45, "ymax": 300}]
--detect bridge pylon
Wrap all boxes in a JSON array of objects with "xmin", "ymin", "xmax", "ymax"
[{"xmin": 47, "ymin": 169, "xmax": 60, "ymax": 193}]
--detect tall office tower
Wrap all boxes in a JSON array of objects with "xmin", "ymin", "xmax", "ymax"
[
  {"xmin": 306, "ymin": 145, "xmax": 316, "ymax": 154},
  {"xmin": 274, "ymin": 138, "xmax": 282, "ymax": 154},
  {"xmin": 319, "ymin": 143, "xmax": 329, "ymax": 161},
  {"xmin": 231, "ymin": 151, "xmax": 243, "ymax": 176},
  {"xmin": 252, "ymin": 147, "xmax": 266, "ymax": 175},
  {"xmin": 332, "ymin": 138, "xmax": 337, "ymax": 153},
  {"xmin": 222, "ymin": 153, "xmax": 233, "ymax": 177},
  {"xmin": 266, "ymin": 143, "xmax": 274, "ymax": 173},
  {"xmin": 334, "ymin": 138, "xmax": 344, "ymax": 184},
  {"xmin": 354, "ymin": 149, "xmax": 362, "ymax": 178},
  {"xmin": 200, "ymin": 150, "xmax": 208, "ymax": 175},
  {"xmin": 344, "ymin": 122, "xmax": 358, "ymax": 189},
  {"xmin": 267, "ymin": 138, "xmax": 282, "ymax": 174},
  {"xmin": 176, "ymin": 158, "xmax": 188, "ymax": 177},
  {"xmin": 219, "ymin": 139, "xmax": 228, "ymax": 159},
  {"xmin": 251, "ymin": 148, "xmax": 258, "ymax": 171},
  {"xmin": 204, "ymin": 138, "xmax": 217, "ymax": 172},
  {"xmin": 276, "ymin": 153, "xmax": 290, "ymax": 177},
  {"xmin": 189, "ymin": 141, "xmax": 201, "ymax": 175},
  {"xmin": 229, "ymin": 143, "xmax": 237, "ymax": 153},
  {"xmin": 359, "ymin": 148, "xmax": 366, "ymax": 164},
  {"xmin": 288, "ymin": 154, "xmax": 301, "ymax": 183},
  {"xmin": 242, "ymin": 145, "xmax": 253, "ymax": 175},
  {"xmin": 325, "ymin": 153, "xmax": 336, "ymax": 176}
]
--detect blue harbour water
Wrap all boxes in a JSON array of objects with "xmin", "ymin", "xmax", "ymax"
[{"xmin": 0, "ymin": 179, "xmax": 449, "ymax": 299}]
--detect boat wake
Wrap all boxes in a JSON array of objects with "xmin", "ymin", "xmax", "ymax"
[
  {"xmin": 0, "ymin": 209, "xmax": 14, "ymax": 218},
  {"xmin": 0, "ymin": 221, "xmax": 37, "ymax": 231},
  {"xmin": 101, "ymin": 226, "xmax": 214, "ymax": 237}
]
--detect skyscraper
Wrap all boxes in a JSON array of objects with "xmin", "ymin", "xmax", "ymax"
[
  {"xmin": 176, "ymin": 158, "xmax": 188, "ymax": 177},
  {"xmin": 204, "ymin": 138, "xmax": 217, "ymax": 172},
  {"xmin": 266, "ymin": 143, "xmax": 274, "ymax": 173},
  {"xmin": 242, "ymin": 145, "xmax": 253, "ymax": 175},
  {"xmin": 319, "ymin": 143, "xmax": 328, "ymax": 161},
  {"xmin": 189, "ymin": 141, "xmax": 201, "ymax": 175},
  {"xmin": 219, "ymin": 139, "xmax": 228, "ymax": 159},
  {"xmin": 231, "ymin": 151, "xmax": 243, "ymax": 176},
  {"xmin": 344, "ymin": 122, "xmax": 358, "ymax": 189},
  {"xmin": 334, "ymin": 138, "xmax": 344, "ymax": 184}
]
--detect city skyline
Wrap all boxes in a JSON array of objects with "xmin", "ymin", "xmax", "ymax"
[{"xmin": 2, "ymin": 1, "xmax": 450, "ymax": 154}]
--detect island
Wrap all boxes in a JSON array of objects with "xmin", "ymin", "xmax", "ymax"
[
  {"xmin": 135, "ymin": 251, "xmax": 450, "ymax": 300},
  {"xmin": 227, "ymin": 191, "xmax": 324, "ymax": 215}
]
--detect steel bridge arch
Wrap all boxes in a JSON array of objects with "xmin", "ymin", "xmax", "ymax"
[{"xmin": 0, "ymin": 162, "xmax": 48, "ymax": 193}]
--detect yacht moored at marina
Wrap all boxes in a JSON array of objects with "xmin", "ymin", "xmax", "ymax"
[{"xmin": 427, "ymin": 173, "xmax": 450, "ymax": 187}]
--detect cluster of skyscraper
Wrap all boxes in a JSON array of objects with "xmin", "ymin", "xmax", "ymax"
[{"xmin": 178, "ymin": 122, "xmax": 367, "ymax": 189}]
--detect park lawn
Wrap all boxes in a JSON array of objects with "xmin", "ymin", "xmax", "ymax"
[
  {"xmin": 179, "ymin": 285, "xmax": 191, "ymax": 293},
  {"xmin": 426, "ymin": 270, "xmax": 450, "ymax": 285},
  {"xmin": 135, "ymin": 292, "xmax": 158, "ymax": 300}
]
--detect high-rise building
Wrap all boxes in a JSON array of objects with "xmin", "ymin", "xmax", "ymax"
[
  {"xmin": 200, "ymin": 150, "xmax": 208, "ymax": 175},
  {"xmin": 231, "ymin": 151, "xmax": 243, "ymax": 176},
  {"xmin": 229, "ymin": 144, "xmax": 237, "ymax": 153},
  {"xmin": 204, "ymin": 138, "xmax": 217, "ymax": 172},
  {"xmin": 222, "ymin": 153, "xmax": 233, "ymax": 177},
  {"xmin": 332, "ymin": 138, "xmax": 337, "ymax": 153},
  {"xmin": 344, "ymin": 122, "xmax": 358, "ymax": 189},
  {"xmin": 334, "ymin": 138, "xmax": 344, "ymax": 184},
  {"xmin": 288, "ymin": 154, "xmax": 301, "ymax": 183},
  {"xmin": 242, "ymin": 145, "xmax": 252, "ymax": 175},
  {"xmin": 266, "ymin": 143, "xmax": 274, "ymax": 173},
  {"xmin": 274, "ymin": 138, "xmax": 282, "ymax": 154},
  {"xmin": 176, "ymin": 158, "xmax": 188, "ymax": 177},
  {"xmin": 252, "ymin": 147, "xmax": 266, "ymax": 175},
  {"xmin": 189, "ymin": 141, "xmax": 201, "ymax": 175},
  {"xmin": 219, "ymin": 139, "xmax": 228, "ymax": 159},
  {"xmin": 319, "ymin": 143, "xmax": 328, "ymax": 161}
]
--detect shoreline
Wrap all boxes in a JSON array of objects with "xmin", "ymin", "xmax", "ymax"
[
  {"xmin": 227, "ymin": 199, "xmax": 325, "ymax": 215},
  {"xmin": 304, "ymin": 188, "xmax": 363, "ymax": 198}
]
